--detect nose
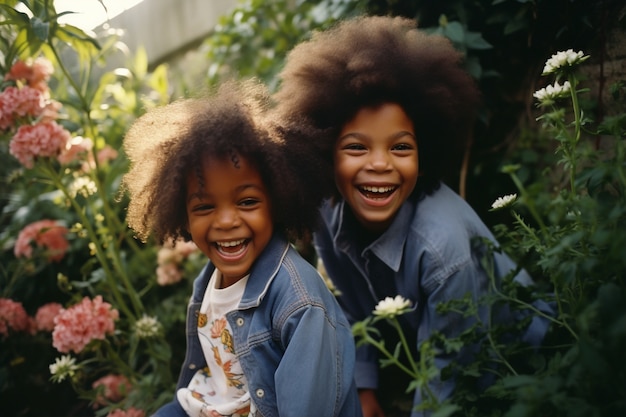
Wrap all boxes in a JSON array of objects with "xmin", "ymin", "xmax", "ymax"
[
  {"xmin": 367, "ymin": 149, "xmax": 392, "ymax": 172},
  {"xmin": 214, "ymin": 206, "xmax": 241, "ymax": 229}
]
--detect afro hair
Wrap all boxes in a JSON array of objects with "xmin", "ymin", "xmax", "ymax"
[
  {"xmin": 274, "ymin": 15, "xmax": 481, "ymax": 195},
  {"xmin": 122, "ymin": 79, "xmax": 326, "ymax": 243}
]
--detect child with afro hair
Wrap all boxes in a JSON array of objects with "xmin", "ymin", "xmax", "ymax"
[
  {"xmin": 123, "ymin": 79, "xmax": 362, "ymax": 417},
  {"xmin": 274, "ymin": 15, "xmax": 550, "ymax": 417}
]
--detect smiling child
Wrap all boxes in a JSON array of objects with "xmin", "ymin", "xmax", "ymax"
[
  {"xmin": 122, "ymin": 80, "xmax": 362, "ymax": 417},
  {"xmin": 274, "ymin": 15, "xmax": 551, "ymax": 417}
]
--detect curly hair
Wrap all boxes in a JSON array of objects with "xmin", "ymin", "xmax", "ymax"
[
  {"xmin": 274, "ymin": 15, "xmax": 481, "ymax": 195},
  {"xmin": 122, "ymin": 79, "xmax": 325, "ymax": 243}
]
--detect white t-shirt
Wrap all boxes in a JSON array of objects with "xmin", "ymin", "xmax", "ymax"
[{"xmin": 177, "ymin": 269, "xmax": 256, "ymax": 417}]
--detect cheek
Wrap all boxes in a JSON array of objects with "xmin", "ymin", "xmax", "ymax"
[
  {"xmin": 333, "ymin": 154, "xmax": 354, "ymax": 182},
  {"xmin": 404, "ymin": 158, "xmax": 420, "ymax": 183}
]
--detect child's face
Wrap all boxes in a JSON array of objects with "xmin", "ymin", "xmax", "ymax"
[
  {"xmin": 334, "ymin": 102, "xmax": 419, "ymax": 233},
  {"xmin": 185, "ymin": 154, "xmax": 273, "ymax": 287}
]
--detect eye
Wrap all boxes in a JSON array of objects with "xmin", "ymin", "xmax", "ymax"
[
  {"xmin": 340, "ymin": 142, "xmax": 367, "ymax": 155},
  {"xmin": 190, "ymin": 203, "xmax": 214, "ymax": 213},
  {"xmin": 344, "ymin": 143, "xmax": 366, "ymax": 150},
  {"xmin": 392, "ymin": 143, "xmax": 415, "ymax": 151},
  {"xmin": 239, "ymin": 198, "xmax": 261, "ymax": 208}
]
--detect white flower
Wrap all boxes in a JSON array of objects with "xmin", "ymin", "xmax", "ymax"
[
  {"xmin": 49, "ymin": 355, "xmax": 79, "ymax": 382},
  {"xmin": 135, "ymin": 315, "xmax": 162, "ymax": 339},
  {"xmin": 491, "ymin": 193, "xmax": 517, "ymax": 210},
  {"xmin": 373, "ymin": 295, "xmax": 412, "ymax": 318},
  {"xmin": 542, "ymin": 49, "xmax": 588, "ymax": 75},
  {"xmin": 533, "ymin": 81, "xmax": 571, "ymax": 103},
  {"xmin": 68, "ymin": 176, "xmax": 97, "ymax": 198}
]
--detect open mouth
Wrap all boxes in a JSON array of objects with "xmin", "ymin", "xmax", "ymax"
[
  {"xmin": 359, "ymin": 185, "xmax": 397, "ymax": 200},
  {"xmin": 215, "ymin": 239, "xmax": 247, "ymax": 256}
]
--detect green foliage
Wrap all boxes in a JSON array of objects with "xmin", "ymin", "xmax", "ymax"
[
  {"xmin": 0, "ymin": 2, "xmax": 203, "ymax": 416},
  {"xmin": 353, "ymin": 50, "xmax": 626, "ymax": 416},
  {"xmin": 202, "ymin": 0, "xmax": 367, "ymax": 89}
]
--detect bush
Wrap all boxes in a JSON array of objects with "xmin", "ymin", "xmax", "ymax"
[
  {"xmin": 353, "ymin": 49, "xmax": 626, "ymax": 417},
  {"xmin": 0, "ymin": 2, "xmax": 205, "ymax": 416}
]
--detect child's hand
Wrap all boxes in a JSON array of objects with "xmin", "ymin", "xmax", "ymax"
[{"xmin": 359, "ymin": 389, "xmax": 386, "ymax": 417}]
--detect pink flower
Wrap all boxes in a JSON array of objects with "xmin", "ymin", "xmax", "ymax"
[
  {"xmin": 0, "ymin": 86, "xmax": 46, "ymax": 130},
  {"xmin": 97, "ymin": 145, "xmax": 119, "ymax": 164},
  {"xmin": 3, "ymin": 85, "xmax": 45, "ymax": 116},
  {"xmin": 92, "ymin": 374, "xmax": 132, "ymax": 405},
  {"xmin": 58, "ymin": 136, "xmax": 93, "ymax": 165},
  {"xmin": 35, "ymin": 302, "xmax": 63, "ymax": 332},
  {"xmin": 0, "ymin": 92, "xmax": 15, "ymax": 130},
  {"xmin": 52, "ymin": 295, "xmax": 119, "ymax": 354},
  {"xmin": 14, "ymin": 219, "xmax": 69, "ymax": 262},
  {"xmin": 155, "ymin": 239, "xmax": 198, "ymax": 286},
  {"xmin": 9, "ymin": 121, "xmax": 71, "ymax": 168},
  {"xmin": 173, "ymin": 239, "xmax": 198, "ymax": 258},
  {"xmin": 0, "ymin": 298, "xmax": 33, "ymax": 336},
  {"xmin": 5, "ymin": 58, "xmax": 54, "ymax": 93},
  {"xmin": 156, "ymin": 262, "xmax": 183, "ymax": 286},
  {"xmin": 40, "ymin": 99, "xmax": 62, "ymax": 123},
  {"xmin": 106, "ymin": 407, "xmax": 145, "ymax": 417}
]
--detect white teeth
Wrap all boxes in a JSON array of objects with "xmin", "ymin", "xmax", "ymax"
[
  {"xmin": 217, "ymin": 239, "xmax": 245, "ymax": 247},
  {"xmin": 361, "ymin": 185, "xmax": 395, "ymax": 193}
]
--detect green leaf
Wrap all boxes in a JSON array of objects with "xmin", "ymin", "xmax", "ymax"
[
  {"xmin": 133, "ymin": 46, "xmax": 149, "ymax": 80},
  {"xmin": 465, "ymin": 32, "xmax": 493, "ymax": 50},
  {"xmin": 56, "ymin": 23, "xmax": 101, "ymax": 50},
  {"xmin": 443, "ymin": 21, "xmax": 465, "ymax": 44},
  {"xmin": 30, "ymin": 16, "xmax": 49, "ymax": 41},
  {"xmin": 0, "ymin": 4, "xmax": 31, "ymax": 25},
  {"xmin": 15, "ymin": 27, "xmax": 43, "ymax": 58},
  {"xmin": 432, "ymin": 404, "xmax": 462, "ymax": 417}
]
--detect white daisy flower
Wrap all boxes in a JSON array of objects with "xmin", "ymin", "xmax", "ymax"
[
  {"xmin": 491, "ymin": 193, "xmax": 517, "ymax": 210},
  {"xmin": 533, "ymin": 81, "xmax": 571, "ymax": 103},
  {"xmin": 373, "ymin": 295, "xmax": 412, "ymax": 319},
  {"xmin": 49, "ymin": 355, "xmax": 79, "ymax": 382},
  {"xmin": 542, "ymin": 49, "xmax": 588, "ymax": 75},
  {"xmin": 135, "ymin": 315, "xmax": 162, "ymax": 339}
]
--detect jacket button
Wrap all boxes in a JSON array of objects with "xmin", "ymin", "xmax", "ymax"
[
  {"xmin": 255, "ymin": 388, "xmax": 265, "ymax": 398},
  {"xmin": 189, "ymin": 363, "xmax": 196, "ymax": 370},
  {"xmin": 236, "ymin": 317, "xmax": 244, "ymax": 326}
]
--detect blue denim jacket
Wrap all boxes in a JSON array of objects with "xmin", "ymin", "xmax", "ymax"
[
  {"xmin": 314, "ymin": 184, "xmax": 550, "ymax": 416},
  {"xmin": 153, "ymin": 234, "xmax": 362, "ymax": 417}
]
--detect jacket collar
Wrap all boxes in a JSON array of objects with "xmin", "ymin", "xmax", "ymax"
[
  {"xmin": 192, "ymin": 233, "xmax": 290, "ymax": 308},
  {"xmin": 239, "ymin": 233, "xmax": 289, "ymax": 309},
  {"xmin": 333, "ymin": 199, "xmax": 414, "ymax": 272}
]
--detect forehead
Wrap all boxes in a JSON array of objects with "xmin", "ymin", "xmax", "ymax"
[
  {"xmin": 340, "ymin": 103, "xmax": 415, "ymax": 138},
  {"xmin": 186, "ymin": 153, "xmax": 264, "ymax": 191}
]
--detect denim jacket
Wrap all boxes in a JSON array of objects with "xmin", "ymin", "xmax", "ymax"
[
  {"xmin": 153, "ymin": 234, "xmax": 362, "ymax": 417},
  {"xmin": 314, "ymin": 184, "xmax": 550, "ymax": 416}
]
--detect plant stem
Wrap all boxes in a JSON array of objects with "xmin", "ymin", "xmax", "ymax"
[
  {"xmin": 41, "ymin": 162, "xmax": 135, "ymax": 320},
  {"xmin": 509, "ymin": 173, "xmax": 548, "ymax": 235}
]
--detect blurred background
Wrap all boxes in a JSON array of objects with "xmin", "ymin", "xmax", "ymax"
[{"xmin": 51, "ymin": 0, "xmax": 626, "ymax": 218}]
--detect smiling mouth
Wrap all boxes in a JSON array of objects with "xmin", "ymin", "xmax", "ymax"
[
  {"xmin": 215, "ymin": 239, "xmax": 247, "ymax": 255},
  {"xmin": 359, "ymin": 185, "xmax": 397, "ymax": 200}
]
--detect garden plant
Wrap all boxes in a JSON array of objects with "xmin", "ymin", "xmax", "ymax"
[
  {"xmin": 1, "ymin": 1, "xmax": 625, "ymax": 417},
  {"xmin": 353, "ymin": 48, "xmax": 626, "ymax": 417},
  {"xmin": 1, "ymin": 1, "xmax": 205, "ymax": 416}
]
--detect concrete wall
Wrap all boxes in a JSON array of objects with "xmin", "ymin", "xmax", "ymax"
[{"xmin": 103, "ymin": 0, "xmax": 236, "ymax": 66}]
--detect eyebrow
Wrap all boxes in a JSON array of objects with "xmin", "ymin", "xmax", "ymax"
[
  {"xmin": 186, "ymin": 183, "xmax": 265, "ymax": 204},
  {"xmin": 186, "ymin": 192, "xmax": 205, "ymax": 204},
  {"xmin": 338, "ymin": 130, "xmax": 416, "ymax": 141}
]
